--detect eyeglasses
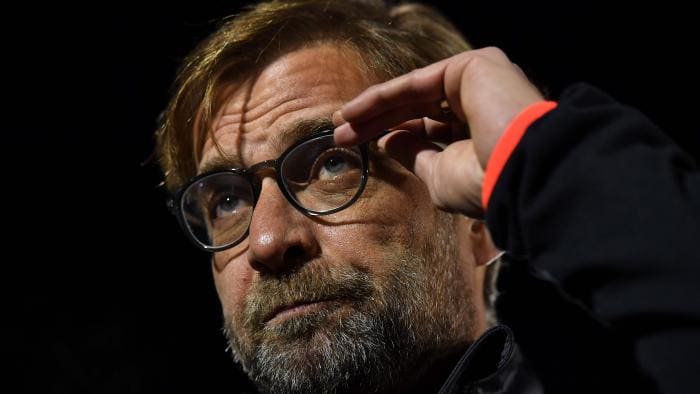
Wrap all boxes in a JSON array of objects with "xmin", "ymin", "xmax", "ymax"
[{"xmin": 167, "ymin": 130, "xmax": 370, "ymax": 252}]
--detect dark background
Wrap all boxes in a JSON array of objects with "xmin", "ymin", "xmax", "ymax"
[{"xmin": 12, "ymin": 1, "xmax": 698, "ymax": 393}]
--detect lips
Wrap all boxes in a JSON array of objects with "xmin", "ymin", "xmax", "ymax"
[{"xmin": 264, "ymin": 299, "xmax": 340, "ymax": 324}]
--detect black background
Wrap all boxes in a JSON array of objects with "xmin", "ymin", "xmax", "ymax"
[{"xmin": 12, "ymin": 1, "xmax": 699, "ymax": 393}]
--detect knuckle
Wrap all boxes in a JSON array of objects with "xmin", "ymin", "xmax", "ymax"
[
  {"xmin": 405, "ymin": 71, "xmax": 424, "ymax": 95},
  {"xmin": 481, "ymin": 46, "xmax": 503, "ymax": 56}
]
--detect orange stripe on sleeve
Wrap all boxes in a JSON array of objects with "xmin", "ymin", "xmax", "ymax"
[{"xmin": 481, "ymin": 101, "xmax": 558, "ymax": 209}]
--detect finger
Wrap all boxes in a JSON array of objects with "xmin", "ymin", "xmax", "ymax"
[
  {"xmin": 513, "ymin": 62, "xmax": 527, "ymax": 77},
  {"xmin": 334, "ymin": 100, "xmax": 453, "ymax": 146},
  {"xmin": 426, "ymin": 117, "xmax": 471, "ymax": 142},
  {"xmin": 339, "ymin": 57, "xmax": 454, "ymax": 124},
  {"xmin": 332, "ymin": 109, "xmax": 345, "ymax": 127},
  {"xmin": 339, "ymin": 48, "xmax": 512, "ymax": 127},
  {"xmin": 376, "ymin": 130, "xmax": 440, "ymax": 184},
  {"xmin": 391, "ymin": 118, "xmax": 466, "ymax": 145},
  {"xmin": 430, "ymin": 139, "xmax": 485, "ymax": 216},
  {"xmin": 442, "ymin": 47, "xmax": 513, "ymax": 124},
  {"xmin": 336, "ymin": 48, "xmax": 513, "ymax": 146}
]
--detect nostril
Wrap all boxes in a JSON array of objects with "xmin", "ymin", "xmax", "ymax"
[
  {"xmin": 249, "ymin": 244, "xmax": 312, "ymax": 275},
  {"xmin": 249, "ymin": 259, "xmax": 272, "ymax": 274},
  {"xmin": 283, "ymin": 245, "xmax": 308, "ymax": 267}
]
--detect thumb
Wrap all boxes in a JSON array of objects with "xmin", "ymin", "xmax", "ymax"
[{"xmin": 377, "ymin": 130, "xmax": 440, "ymax": 183}]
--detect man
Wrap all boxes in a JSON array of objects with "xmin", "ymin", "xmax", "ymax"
[{"xmin": 157, "ymin": 1, "xmax": 700, "ymax": 393}]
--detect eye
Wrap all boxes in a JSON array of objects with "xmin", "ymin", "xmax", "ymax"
[
  {"xmin": 213, "ymin": 194, "xmax": 243, "ymax": 218},
  {"xmin": 319, "ymin": 155, "xmax": 348, "ymax": 178},
  {"xmin": 206, "ymin": 187, "xmax": 253, "ymax": 222},
  {"xmin": 310, "ymin": 148, "xmax": 360, "ymax": 181}
]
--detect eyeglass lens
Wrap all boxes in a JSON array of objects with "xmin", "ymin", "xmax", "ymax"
[{"xmin": 180, "ymin": 133, "xmax": 364, "ymax": 249}]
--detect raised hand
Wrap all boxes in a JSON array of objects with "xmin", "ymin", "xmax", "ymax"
[{"xmin": 334, "ymin": 47, "xmax": 544, "ymax": 216}]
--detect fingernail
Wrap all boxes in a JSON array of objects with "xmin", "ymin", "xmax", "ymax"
[
  {"xmin": 332, "ymin": 110, "xmax": 345, "ymax": 126},
  {"xmin": 333, "ymin": 123, "xmax": 353, "ymax": 146},
  {"xmin": 376, "ymin": 133, "xmax": 390, "ymax": 151}
]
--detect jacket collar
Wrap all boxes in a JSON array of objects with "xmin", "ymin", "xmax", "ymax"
[{"xmin": 438, "ymin": 325, "xmax": 543, "ymax": 394}]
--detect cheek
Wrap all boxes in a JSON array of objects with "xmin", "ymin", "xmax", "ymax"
[
  {"xmin": 321, "ymin": 222, "xmax": 393, "ymax": 262},
  {"xmin": 212, "ymin": 256, "xmax": 254, "ymax": 318},
  {"xmin": 318, "ymin": 171, "xmax": 436, "ymax": 275}
]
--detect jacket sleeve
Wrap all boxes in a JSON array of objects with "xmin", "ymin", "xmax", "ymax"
[{"xmin": 485, "ymin": 83, "xmax": 700, "ymax": 394}]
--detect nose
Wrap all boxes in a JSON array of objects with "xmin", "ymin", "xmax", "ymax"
[{"xmin": 246, "ymin": 178, "xmax": 320, "ymax": 274}]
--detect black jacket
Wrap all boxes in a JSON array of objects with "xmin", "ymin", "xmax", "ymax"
[{"xmin": 441, "ymin": 83, "xmax": 700, "ymax": 393}]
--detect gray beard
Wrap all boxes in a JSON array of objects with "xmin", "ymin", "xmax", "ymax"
[{"xmin": 222, "ymin": 216, "xmax": 476, "ymax": 393}]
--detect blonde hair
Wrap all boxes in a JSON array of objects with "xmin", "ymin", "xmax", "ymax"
[
  {"xmin": 154, "ymin": 0, "xmax": 501, "ymax": 322},
  {"xmin": 156, "ymin": 0, "xmax": 470, "ymax": 190}
]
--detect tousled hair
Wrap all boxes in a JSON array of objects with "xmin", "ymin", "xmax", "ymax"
[
  {"xmin": 155, "ymin": 0, "xmax": 501, "ymax": 324},
  {"xmin": 156, "ymin": 0, "xmax": 469, "ymax": 190}
]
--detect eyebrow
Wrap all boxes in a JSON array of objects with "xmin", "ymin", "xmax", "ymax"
[{"xmin": 198, "ymin": 116, "xmax": 335, "ymax": 174}]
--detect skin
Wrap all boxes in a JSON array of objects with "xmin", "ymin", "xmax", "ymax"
[
  {"xmin": 333, "ymin": 47, "xmax": 545, "ymax": 217},
  {"xmin": 199, "ymin": 43, "xmax": 500, "ymax": 390}
]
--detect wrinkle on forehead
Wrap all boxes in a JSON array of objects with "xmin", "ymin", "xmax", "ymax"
[
  {"xmin": 199, "ymin": 116, "xmax": 334, "ymax": 174},
  {"xmin": 199, "ymin": 44, "xmax": 376, "ymax": 171}
]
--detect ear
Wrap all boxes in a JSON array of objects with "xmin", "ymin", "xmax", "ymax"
[{"xmin": 468, "ymin": 220, "xmax": 502, "ymax": 267}]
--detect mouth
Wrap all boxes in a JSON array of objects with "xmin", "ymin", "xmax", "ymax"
[{"xmin": 265, "ymin": 299, "xmax": 343, "ymax": 325}]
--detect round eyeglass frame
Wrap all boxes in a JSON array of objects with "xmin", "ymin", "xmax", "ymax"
[{"xmin": 167, "ymin": 130, "xmax": 370, "ymax": 252}]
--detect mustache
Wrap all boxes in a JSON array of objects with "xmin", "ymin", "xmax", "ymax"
[{"xmin": 243, "ymin": 264, "xmax": 374, "ymax": 328}]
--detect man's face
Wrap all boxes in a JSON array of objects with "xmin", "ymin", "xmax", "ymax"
[{"xmin": 199, "ymin": 44, "xmax": 487, "ymax": 393}]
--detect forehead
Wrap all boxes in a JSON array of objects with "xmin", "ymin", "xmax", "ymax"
[{"xmin": 199, "ymin": 44, "xmax": 374, "ymax": 170}]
